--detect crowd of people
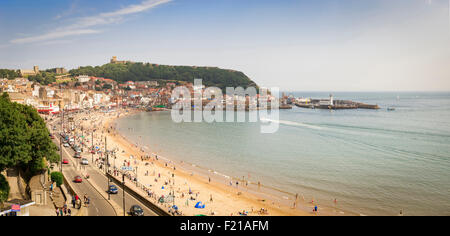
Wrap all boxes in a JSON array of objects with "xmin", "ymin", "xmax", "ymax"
[
  {"xmin": 54, "ymin": 108, "xmax": 312, "ymax": 216},
  {"xmin": 55, "ymin": 204, "xmax": 71, "ymax": 216}
]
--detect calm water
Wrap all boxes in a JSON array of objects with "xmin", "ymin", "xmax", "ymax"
[{"xmin": 116, "ymin": 92, "xmax": 450, "ymax": 216}]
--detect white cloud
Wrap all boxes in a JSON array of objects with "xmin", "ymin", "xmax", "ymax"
[
  {"xmin": 11, "ymin": 29, "xmax": 100, "ymax": 44},
  {"xmin": 102, "ymin": 0, "xmax": 171, "ymax": 18},
  {"xmin": 65, "ymin": 0, "xmax": 173, "ymax": 30},
  {"xmin": 11, "ymin": 0, "xmax": 172, "ymax": 44}
]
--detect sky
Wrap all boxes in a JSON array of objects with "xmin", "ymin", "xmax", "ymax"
[{"xmin": 0, "ymin": 0, "xmax": 449, "ymax": 91}]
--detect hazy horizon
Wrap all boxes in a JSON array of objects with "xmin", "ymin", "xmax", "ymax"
[{"xmin": 1, "ymin": 0, "xmax": 449, "ymax": 92}]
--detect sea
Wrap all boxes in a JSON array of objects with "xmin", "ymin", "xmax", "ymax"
[{"xmin": 115, "ymin": 92, "xmax": 450, "ymax": 216}]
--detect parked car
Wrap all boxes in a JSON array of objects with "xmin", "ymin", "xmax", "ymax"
[
  {"xmin": 63, "ymin": 143, "xmax": 70, "ymax": 147},
  {"xmin": 74, "ymin": 176, "xmax": 82, "ymax": 183},
  {"xmin": 62, "ymin": 159, "xmax": 69, "ymax": 164},
  {"xmin": 108, "ymin": 185, "xmax": 119, "ymax": 194},
  {"xmin": 74, "ymin": 152, "xmax": 82, "ymax": 159},
  {"xmin": 81, "ymin": 158, "xmax": 89, "ymax": 165},
  {"xmin": 129, "ymin": 205, "xmax": 144, "ymax": 216}
]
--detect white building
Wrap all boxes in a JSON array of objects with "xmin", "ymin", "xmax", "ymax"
[
  {"xmin": 32, "ymin": 85, "xmax": 40, "ymax": 97},
  {"xmin": 77, "ymin": 75, "xmax": 90, "ymax": 83},
  {"xmin": 93, "ymin": 94, "xmax": 103, "ymax": 105}
]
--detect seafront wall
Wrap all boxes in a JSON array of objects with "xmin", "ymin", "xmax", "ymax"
[
  {"xmin": 63, "ymin": 174, "xmax": 87, "ymax": 216},
  {"xmin": 107, "ymin": 173, "xmax": 171, "ymax": 216}
]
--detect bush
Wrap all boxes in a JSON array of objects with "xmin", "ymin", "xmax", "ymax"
[
  {"xmin": 0, "ymin": 174, "xmax": 10, "ymax": 204},
  {"xmin": 50, "ymin": 172, "xmax": 64, "ymax": 187}
]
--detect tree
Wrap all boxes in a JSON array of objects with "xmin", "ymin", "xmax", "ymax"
[
  {"xmin": 0, "ymin": 69, "xmax": 20, "ymax": 80},
  {"xmin": 102, "ymin": 84, "xmax": 112, "ymax": 90},
  {"xmin": 50, "ymin": 172, "xmax": 63, "ymax": 187},
  {"xmin": 0, "ymin": 93, "xmax": 59, "ymax": 174},
  {"xmin": 28, "ymin": 72, "xmax": 57, "ymax": 85},
  {"xmin": 0, "ymin": 93, "xmax": 31, "ymax": 171},
  {"xmin": 69, "ymin": 62, "xmax": 259, "ymax": 91},
  {"xmin": 0, "ymin": 174, "xmax": 10, "ymax": 206}
]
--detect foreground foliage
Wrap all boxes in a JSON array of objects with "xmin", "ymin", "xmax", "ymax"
[
  {"xmin": 0, "ymin": 93, "xmax": 59, "ymax": 174},
  {"xmin": 0, "ymin": 174, "xmax": 9, "ymax": 204},
  {"xmin": 50, "ymin": 172, "xmax": 63, "ymax": 187}
]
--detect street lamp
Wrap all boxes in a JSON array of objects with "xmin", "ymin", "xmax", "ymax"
[
  {"xmin": 135, "ymin": 166, "xmax": 138, "ymax": 187},
  {"xmin": 122, "ymin": 173, "xmax": 126, "ymax": 216},
  {"xmin": 121, "ymin": 168, "xmax": 134, "ymax": 217},
  {"xmin": 106, "ymin": 136, "xmax": 110, "ymax": 201},
  {"xmin": 60, "ymin": 136, "xmax": 63, "ymax": 172},
  {"xmin": 60, "ymin": 109, "xmax": 64, "ymax": 172},
  {"xmin": 91, "ymin": 131, "xmax": 94, "ymax": 163}
]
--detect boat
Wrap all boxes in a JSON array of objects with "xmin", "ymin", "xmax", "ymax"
[{"xmin": 387, "ymin": 107, "xmax": 396, "ymax": 111}]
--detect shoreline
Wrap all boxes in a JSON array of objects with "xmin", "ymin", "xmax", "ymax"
[
  {"xmin": 100, "ymin": 109, "xmax": 316, "ymax": 216},
  {"xmin": 103, "ymin": 109, "xmax": 358, "ymax": 216}
]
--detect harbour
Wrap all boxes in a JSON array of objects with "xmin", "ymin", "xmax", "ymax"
[
  {"xmin": 116, "ymin": 92, "xmax": 450, "ymax": 216},
  {"xmin": 290, "ymin": 94, "xmax": 380, "ymax": 110}
]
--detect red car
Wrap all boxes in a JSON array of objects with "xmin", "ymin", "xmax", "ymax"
[
  {"xmin": 74, "ymin": 176, "xmax": 83, "ymax": 183},
  {"xmin": 62, "ymin": 159, "xmax": 69, "ymax": 164}
]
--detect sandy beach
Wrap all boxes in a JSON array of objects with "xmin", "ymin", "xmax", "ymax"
[{"xmin": 73, "ymin": 108, "xmax": 315, "ymax": 216}]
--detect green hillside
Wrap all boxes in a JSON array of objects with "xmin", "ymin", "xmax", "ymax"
[{"xmin": 69, "ymin": 62, "xmax": 258, "ymax": 91}]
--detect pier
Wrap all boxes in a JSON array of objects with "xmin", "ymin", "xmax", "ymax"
[{"xmin": 292, "ymin": 95, "xmax": 380, "ymax": 110}]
